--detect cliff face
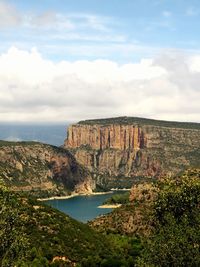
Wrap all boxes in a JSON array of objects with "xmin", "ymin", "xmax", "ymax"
[
  {"xmin": 64, "ymin": 117, "xmax": 200, "ymax": 189},
  {"xmin": 66, "ymin": 124, "xmax": 145, "ymax": 150},
  {"xmin": 0, "ymin": 141, "xmax": 94, "ymax": 197}
]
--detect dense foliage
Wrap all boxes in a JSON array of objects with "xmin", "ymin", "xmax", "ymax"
[
  {"xmin": 103, "ymin": 192, "xmax": 130, "ymax": 205},
  {"xmin": 0, "ymin": 187, "xmax": 104, "ymax": 266},
  {"xmin": 137, "ymin": 169, "xmax": 200, "ymax": 266},
  {"xmin": 0, "ymin": 185, "xmax": 29, "ymax": 266},
  {"xmin": 1, "ymin": 168, "xmax": 199, "ymax": 266},
  {"xmin": 91, "ymin": 169, "xmax": 200, "ymax": 266},
  {"xmin": 0, "ymin": 185, "xmax": 142, "ymax": 266}
]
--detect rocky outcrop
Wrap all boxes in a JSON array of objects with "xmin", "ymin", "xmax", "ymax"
[
  {"xmin": 89, "ymin": 183, "xmax": 158, "ymax": 236},
  {"xmin": 0, "ymin": 141, "xmax": 93, "ymax": 197},
  {"xmin": 64, "ymin": 117, "xmax": 200, "ymax": 189}
]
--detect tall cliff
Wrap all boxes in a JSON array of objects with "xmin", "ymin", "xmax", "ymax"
[
  {"xmin": 64, "ymin": 117, "xmax": 200, "ymax": 189},
  {"xmin": 0, "ymin": 141, "xmax": 94, "ymax": 197}
]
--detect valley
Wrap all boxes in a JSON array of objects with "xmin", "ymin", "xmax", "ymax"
[{"xmin": 0, "ymin": 116, "xmax": 199, "ymax": 266}]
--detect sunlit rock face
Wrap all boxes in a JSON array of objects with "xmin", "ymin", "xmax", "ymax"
[
  {"xmin": 64, "ymin": 117, "xmax": 200, "ymax": 189},
  {"xmin": 0, "ymin": 141, "xmax": 93, "ymax": 197}
]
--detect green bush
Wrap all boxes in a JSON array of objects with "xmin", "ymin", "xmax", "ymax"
[
  {"xmin": 137, "ymin": 169, "xmax": 200, "ymax": 267},
  {"xmin": 103, "ymin": 192, "xmax": 130, "ymax": 205}
]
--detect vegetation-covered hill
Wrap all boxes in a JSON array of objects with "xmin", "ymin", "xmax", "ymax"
[
  {"xmin": 102, "ymin": 192, "xmax": 130, "ymax": 205},
  {"xmin": 78, "ymin": 116, "xmax": 200, "ymax": 129},
  {"xmin": 0, "ymin": 185, "xmax": 142, "ymax": 266},
  {"xmin": 138, "ymin": 168, "xmax": 200, "ymax": 266},
  {"xmin": 90, "ymin": 168, "xmax": 200, "ymax": 266},
  {"xmin": 1, "ymin": 167, "xmax": 199, "ymax": 266},
  {"xmin": 89, "ymin": 183, "xmax": 157, "ymax": 236}
]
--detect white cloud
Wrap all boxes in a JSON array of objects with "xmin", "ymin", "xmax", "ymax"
[
  {"xmin": 17, "ymin": 10, "xmax": 113, "ymax": 34},
  {"xmin": 65, "ymin": 13, "xmax": 114, "ymax": 32},
  {"xmin": 0, "ymin": 1, "xmax": 21, "ymax": 28},
  {"xmin": 0, "ymin": 47, "xmax": 199, "ymax": 123},
  {"xmin": 30, "ymin": 12, "xmax": 75, "ymax": 30},
  {"xmin": 79, "ymin": 14, "xmax": 111, "ymax": 32},
  {"xmin": 48, "ymin": 32, "xmax": 126, "ymax": 42},
  {"xmin": 0, "ymin": 1, "xmax": 118, "ymax": 43}
]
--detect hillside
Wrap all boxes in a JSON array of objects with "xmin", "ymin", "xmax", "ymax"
[
  {"xmin": 64, "ymin": 117, "xmax": 200, "ymax": 189},
  {"xmin": 89, "ymin": 182, "xmax": 157, "ymax": 236},
  {"xmin": 0, "ymin": 140, "xmax": 94, "ymax": 198},
  {"xmin": 0, "ymin": 186, "xmax": 143, "ymax": 266},
  {"xmin": 89, "ymin": 169, "xmax": 200, "ymax": 266},
  {"xmin": 0, "ymin": 186, "xmax": 112, "ymax": 266}
]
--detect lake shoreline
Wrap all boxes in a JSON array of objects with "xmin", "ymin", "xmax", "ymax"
[
  {"xmin": 38, "ymin": 191, "xmax": 114, "ymax": 201},
  {"xmin": 98, "ymin": 204, "xmax": 122, "ymax": 209},
  {"xmin": 41, "ymin": 190, "xmax": 129, "ymax": 222}
]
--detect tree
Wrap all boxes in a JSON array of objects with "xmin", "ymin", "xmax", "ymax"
[
  {"xmin": 137, "ymin": 169, "xmax": 200, "ymax": 267},
  {"xmin": 0, "ymin": 186, "xmax": 29, "ymax": 267}
]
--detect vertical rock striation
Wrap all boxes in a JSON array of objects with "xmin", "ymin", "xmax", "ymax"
[
  {"xmin": 66, "ymin": 124, "xmax": 145, "ymax": 150},
  {"xmin": 64, "ymin": 117, "xmax": 200, "ymax": 189}
]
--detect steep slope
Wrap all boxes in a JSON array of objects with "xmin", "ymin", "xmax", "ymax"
[
  {"xmin": 0, "ymin": 187, "xmax": 116, "ymax": 266},
  {"xmin": 89, "ymin": 183, "xmax": 157, "ymax": 236},
  {"xmin": 0, "ymin": 140, "xmax": 94, "ymax": 198},
  {"xmin": 89, "ymin": 168, "xmax": 200, "ymax": 239},
  {"xmin": 64, "ymin": 116, "xmax": 200, "ymax": 189}
]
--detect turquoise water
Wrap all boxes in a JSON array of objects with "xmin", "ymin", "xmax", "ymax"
[{"xmin": 45, "ymin": 192, "xmax": 121, "ymax": 223}]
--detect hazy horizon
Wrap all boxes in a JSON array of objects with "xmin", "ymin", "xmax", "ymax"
[
  {"xmin": 0, "ymin": 115, "xmax": 199, "ymax": 125},
  {"xmin": 0, "ymin": 124, "xmax": 68, "ymax": 146},
  {"xmin": 0, "ymin": 115, "xmax": 200, "ymax": 127}
]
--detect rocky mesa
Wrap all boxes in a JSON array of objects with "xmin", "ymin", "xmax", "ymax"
[
  {"xmin": 64, "ymin": 117, "xmax": 200, "ymax": 189},
  {"xmin": 0, "ymin": 141, "xmax": 94, "ymax": 197}
]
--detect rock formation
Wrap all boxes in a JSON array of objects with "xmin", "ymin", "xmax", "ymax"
[
  {"xmin": 0, "ymin": 141, "xmax": 94, "ymax": 197},
  {"xmin": 64, "ymin": 117, "xmax": 200, "ymax": 189}
]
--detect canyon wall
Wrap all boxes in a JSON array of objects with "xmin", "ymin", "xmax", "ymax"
[
  {"xmin": 0, "ymin": 141, "xmax": 94, "ymax": 197},
  {"xmin": 64, "ymin": 117, "xmax": 200, "ymax": 189}
]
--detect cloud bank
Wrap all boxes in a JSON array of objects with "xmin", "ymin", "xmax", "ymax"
[{"xmin": 0, "ymin": 47, "xmax": 199, "ymax": 123}]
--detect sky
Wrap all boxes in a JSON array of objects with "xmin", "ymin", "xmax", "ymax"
[{"xmin": 0, "ymin": 0, "xmax": 200, "ymax": 123}]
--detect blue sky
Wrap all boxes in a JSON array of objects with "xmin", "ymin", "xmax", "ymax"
[
  {"xmin": 0, "ymin": 0, "xmax": 200, "ymax": 123},
  {"xmin": 1, "ymin": 0, "xmax": 200, "ymax": 62}
]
